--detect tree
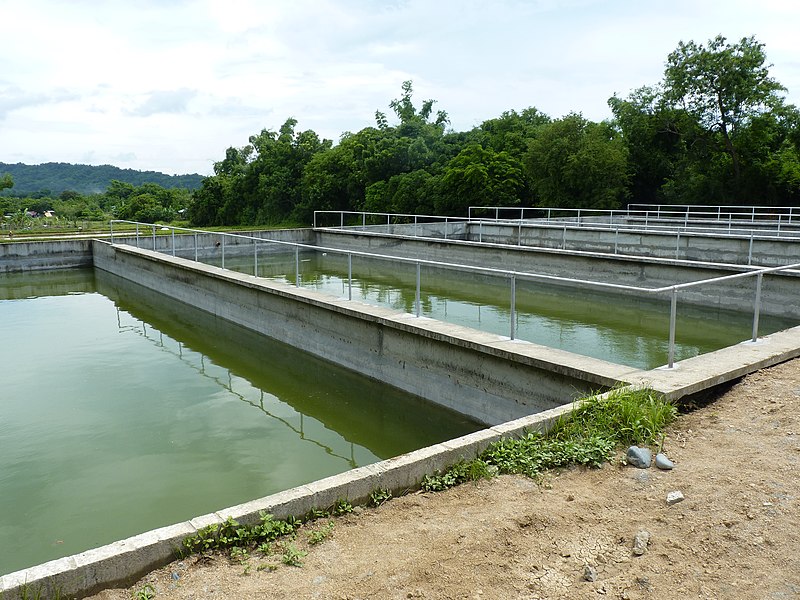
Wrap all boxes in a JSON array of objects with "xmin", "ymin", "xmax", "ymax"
[
  {"xmin": 526, "ymin": 114, "xmax": 629, "ymax": 209},
  {"xmin": 0, "ymin": 173, "xmax": 13, "ymax": 193},
  {"xmin": 436, "ymin": 144, "xmax": 528, "ymax": 215},
  {"xmin": 663, "ymin": 35, "xmax": 786, "ymax": 195},
  {"xmin": 478, "ymin": 108, "xmax": 551, "ymax": 155}
]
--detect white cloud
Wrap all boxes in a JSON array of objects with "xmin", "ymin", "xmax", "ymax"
[{"xmin": 1, "ymin": 0, "xmax": 798, "ymax": 175}]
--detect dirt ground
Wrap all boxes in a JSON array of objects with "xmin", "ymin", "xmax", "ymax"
[{"xmin": 91, "ymin": 359, "xmax": 800, "ymax": 600}]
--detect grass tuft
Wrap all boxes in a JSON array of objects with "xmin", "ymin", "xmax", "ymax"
[{"xmin": 422, "ymin": 387, "xmax": 675, "ymax": 491}]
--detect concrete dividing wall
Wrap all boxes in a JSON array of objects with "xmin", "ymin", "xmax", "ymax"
[
  {"xmin": 345, "ymin": 221, "xmax": 800, "ymax": 268},
  {"xmin": 314, "ymin": 230, "xmax": 800, "ymax": 320},
  {"xmin": 0, "ymin": 239, "xmax": 92, "ymax": 272},
  {"xmin": 464, "ymin": 222, "xmax": 800, "ymax": 267},
  {"xmin": 91, "ymin": 241, "xmax": 626, "ymax": 426}
]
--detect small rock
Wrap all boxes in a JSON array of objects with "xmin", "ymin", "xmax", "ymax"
[
  {"xmin": 633, "ymin": 530, "xmax": 651, "ymax": 556},
  {"xmin": 666, "ymin": 491, "xmax": 685, "ymax": 506},
  {"xmin": 171, "ymin": 572, "xmax": 180, "ymax": 581},
  {"xmin": 626, "ymin": 446, "xmax": 652, "ymax": 469},
  {"xmin": 352, "ymin": 506, "xmax": 364, "ymax": 515},
  {"xmin": 654, "ymin": 453, "xmax": 674, "ymax": 470},
  {"xmin": 583, "ymin": 564, "xmax": 597, "ymax": 582}
]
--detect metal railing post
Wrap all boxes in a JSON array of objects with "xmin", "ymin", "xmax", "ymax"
[
  {"xmin": 348, "ymin": 253, "xmax": 353, "ymax": 301},
  {"xmin": 752, "ymin": 273, "xmax": 763, "ymax": 342},
  {"xmin": 518, "ymin": 219, "xmax": 522, "ymax": 246},
  {"xmin": 171, "ymin": 229, "xmax": 176, "ymax": 257},
  {"xmin": 748, "ymin": 234, "xmax": 754, "ymax": 265},
  {"xmin": 313, "ymin": 212, "xmax": 317, "ymax": 228},
  {"xmin": 614, "ymin": 227, "xmax": 619, "ymax": 254},
  {"xmin": 562, "ymin": 224, "xmax": 567, "ymax": 250},
  {"xmin": 295, "ymin": 246, "xmax": 300, "ymax": 287},
  {"xmin": 254, "ymin": 239, "xmax": 258, "ymax": 276},
  {"xmin": 136, "ymin": 223, "xmax": 140, "ymax": 248},
  {"xmin": 668, "ymin": 287, "xmax": 678, "ymax": 368},
  {"xmin": 362, "ymin": 213, "xmax": 366, "ymax": 230},
  {"xmin": 415, "ymin": 262, "xmax": 421, "ymax": 317},
  {"xmin": 110, "ymin": 221, "xmax": 115, "ymax": 244},
  {"xmin": 194, "ymin": 232, "xmax": 198, "ymax": 261},
  {"xmin": 479, "ymin": 221, "xmax": 483, "ymax": 243},
  {"xmin": 152, "ymin": 225, "xmax": 156, "ymax": 250},
  {"xmin": 221, "ymin": 235, "xmax": 226, "ymax": 269},
  {"xmin": 340, "ymin": 212, "xmax": 344, "ymax": 228},
  {"xmin": 509, "ymin": 274, "xmax": 517, "ymax": 340},
  {"xmin": 414, "ymin": 215, "xmax": 418, "ymax": 238},
  {"xmin": 675, "ymin": 231, "xmax": 680, "ymax": 260}
]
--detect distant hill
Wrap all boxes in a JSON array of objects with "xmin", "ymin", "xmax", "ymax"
[{"xmin": 0, "ymin": 162, "xmax": 204, "ymax": 196}]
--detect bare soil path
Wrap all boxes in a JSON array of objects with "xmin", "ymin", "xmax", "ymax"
[{"xmin": 91, "ymin": 359, "xmax": 800, "ymax": 600}]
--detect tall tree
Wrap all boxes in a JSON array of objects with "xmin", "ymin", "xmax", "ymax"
[
  {"xmin": 0, "ymin": 173, "xmax": 12, "ymax": 192},
  {"xmin": 526, "ymin": 114, "xmax": 629, "ymax": 209},
  {"xmin": 663, "ymin": 35, "xmax": 786, "ymax": 196}
]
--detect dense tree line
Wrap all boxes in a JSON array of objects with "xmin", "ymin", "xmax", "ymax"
[
  {"xmin": 0, "ymin": 162, "xmax": 202, "ymax": 197},
  {"xmin": 188, "ymin": 35, "xmax": 800, "ymax": 227},
  {"xmin": 0, "ymin": 179, "xmax": 191, "ymax": 228}
]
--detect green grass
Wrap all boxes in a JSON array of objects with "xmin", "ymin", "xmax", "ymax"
[{"xmin": 422, "ymin": 386, "xmax": 675, "ymax": 490}]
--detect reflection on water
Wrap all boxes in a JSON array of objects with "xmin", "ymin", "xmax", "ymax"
[{"xmin": 0, "ymin": 268, "xmax": 480, "ymax": 575}]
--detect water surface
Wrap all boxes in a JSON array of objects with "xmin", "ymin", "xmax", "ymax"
[{"xmin": 0, "ymin": 268, "xmax": 480, "ymax": 575}]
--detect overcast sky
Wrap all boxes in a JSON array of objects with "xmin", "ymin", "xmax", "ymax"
[{"xmin": 2, "ymin": 0, "xmax": 798, "ymax": 176}]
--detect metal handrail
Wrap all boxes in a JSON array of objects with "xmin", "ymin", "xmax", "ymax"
[
  {"xmin": 468, "ymin": 205, "xmax": 799, "ymax": 227},
  {"xmin": 109, "ymin": 220, "xmax": 800, "ymax": 370},
  {"xmin": 314, "ymin": 209, "xmax": 800, "ymax": 266}
]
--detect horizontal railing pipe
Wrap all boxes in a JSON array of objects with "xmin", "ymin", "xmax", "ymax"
[{"xmin": 109, "ymin": 220, "xmax": 800, "ymax": 369}]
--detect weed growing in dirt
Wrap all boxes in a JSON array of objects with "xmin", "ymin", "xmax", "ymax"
[
  {"xmin": 280, "ymin": 543, "xmax": 308, "ymax": 567},
  {"xmin": 422, "ymin": 387, "xmax": 675, "ymax": 491},
  {"xmin": 307, "ymin": 522, "xmax": 335, "ymax": 545},
  {"xmin": 368, "ymin": 488, "xmax": 392, "ymax": 507},
  {"xmin": 332, "ymin": 499, "xmax": 354, "ymax": 515},
  {"xmin": 132, "ymin": 584, "xmax": 156, "ymax": 600}
]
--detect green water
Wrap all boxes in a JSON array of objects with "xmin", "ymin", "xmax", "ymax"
[
  {"xmin": 211, "ymin": 251, "xmax": 799, "ymax": 370},
  {"xmin": 0, "ymin": 268, "xmax": 481, "ymax": 575}
]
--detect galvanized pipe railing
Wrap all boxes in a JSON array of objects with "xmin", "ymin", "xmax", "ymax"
[{"xmin": 109, "ymin": 220, "xmax": 800, "ymax": 369}]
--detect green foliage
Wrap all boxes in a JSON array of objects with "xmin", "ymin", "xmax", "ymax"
[
  {"xmin": 280, "ymin": 543, "xmax": 308, "ymax": 567},
  {"xmin": 332, "ymin": 498, "xmax": 354, "ymax": 515},
  {"xmin": 182, "ymin": 512, "xmax": 296, "ymax": 554},
  {"xmin": 436, "ymin": 144, "xmax": 528, "ymax": 215},
  {"xmin": 307, "ymin": 521, "xmax": 335, "ymax": 545},
  {"xmin": 368, "ymin": 487, "xmax": 392, "ymax": 507},
  {"xmin": 549, "ymin": 387, "xmax": 677, "ymax": 447},
  {"xmin": 0, "ymin": 173, "xmax": 13, "ymax": 192},
  {"xmin": 526, "ymin": 113, "xmax": 630, "ymax": 209},
  {"xmin": 132, "ymin": 584, "xmax": 156, "ymax": 600},
  {"xmin": 421, "ymin": 459, "xmax": 495, "ymax": 492},
  {"xmin": 422, "ymin": 387, "xmax": 675, "ymax": 491}
]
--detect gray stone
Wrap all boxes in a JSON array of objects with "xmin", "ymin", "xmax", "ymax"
[
  {"xmin": 626, "ymin": 446, "xmax": 652, "ymax": 469},
  {"xmin": 632, "ymin": 530, "xmax": 651, "ymax": 556},
  {"xmin": 655, "ymin": 453, "xmax": 674, "ymax": 470},
  {"xmin": 666, "ymin": 491, "xmax": 685, "ymax": 506},
  {"xmin": 583, "ymin": 564, "xmax": 598, "ymax": 582}
]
